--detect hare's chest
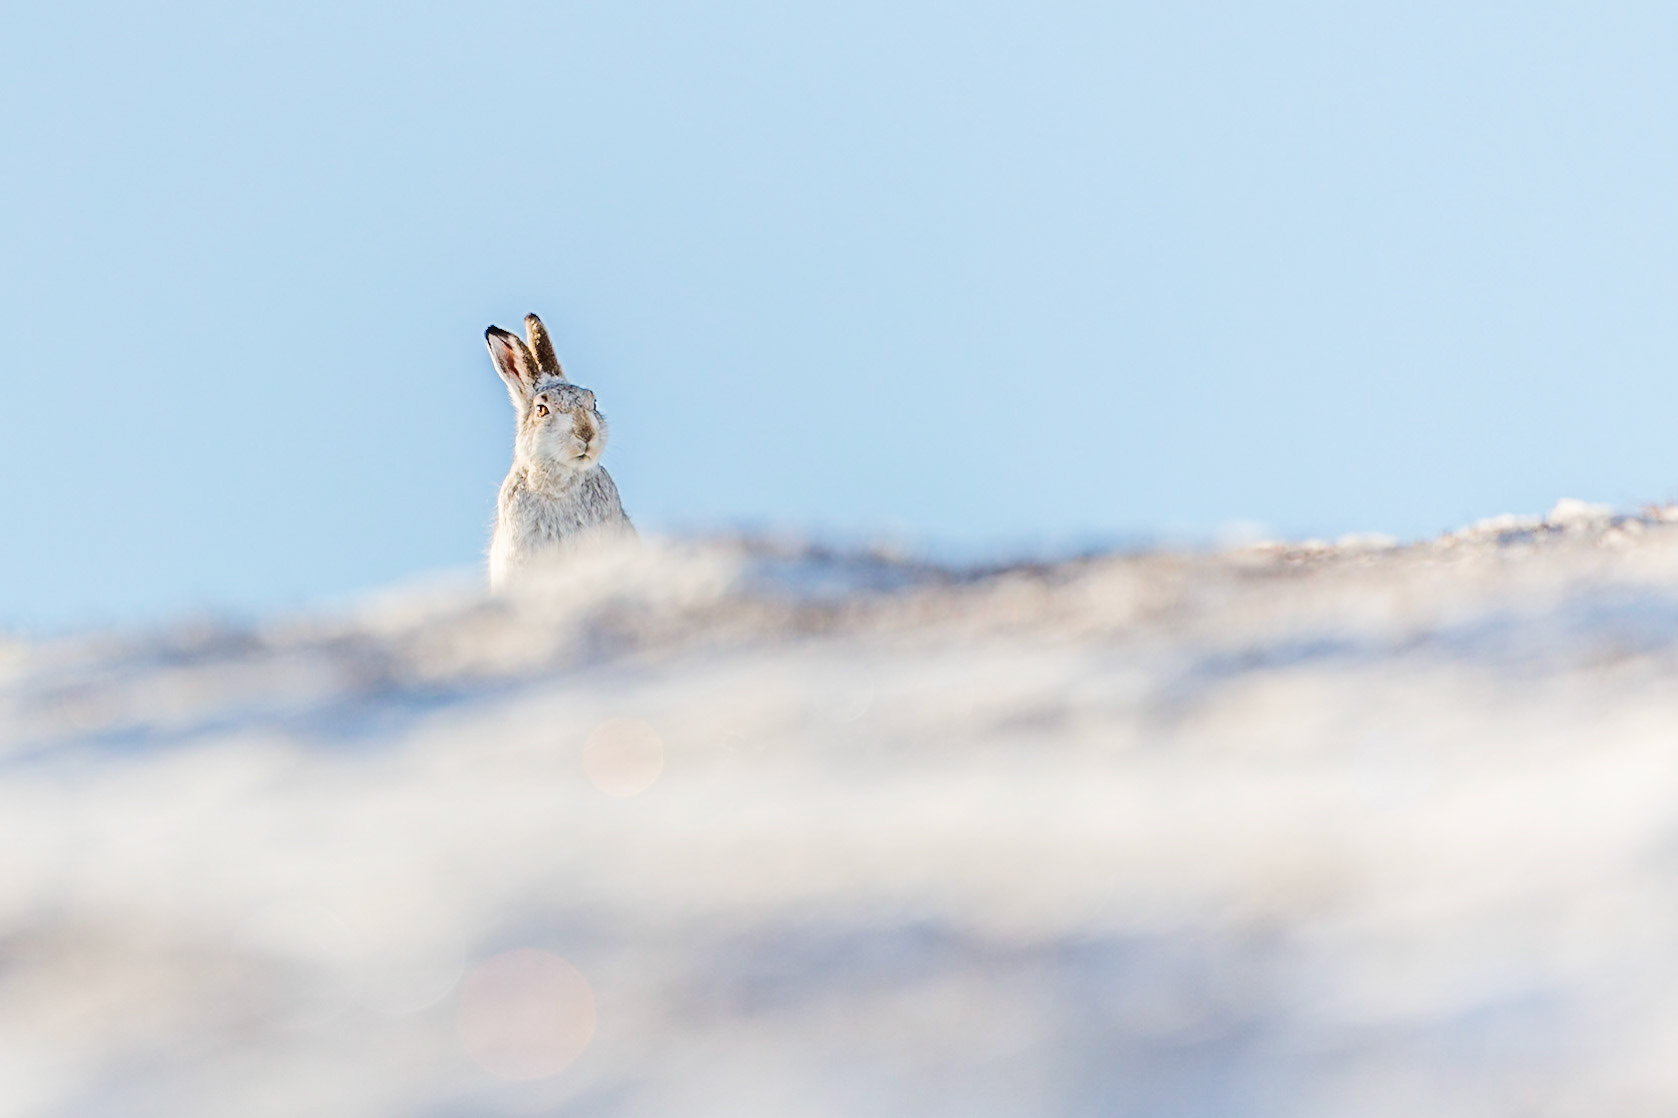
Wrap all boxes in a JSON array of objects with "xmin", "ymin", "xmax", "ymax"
[
  {"xmin": 489, "ymin": 469, "xmax": 632, "ymax": 588},
  {"xmin": 497, "ymin": 472, "xmax": 619, "ymax": 551},
  {"xmin": 503, "ymin": 491, "xmax": 584, "ymax": 548}
]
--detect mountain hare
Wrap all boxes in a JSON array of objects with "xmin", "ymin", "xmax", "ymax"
[{"xmin": 485, "ymin": 313, "xmax": 634, "ymax": 588}]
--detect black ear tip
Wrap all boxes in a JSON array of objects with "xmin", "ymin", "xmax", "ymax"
[{"xmin": 485, "ymin": 325, "xmax": 508, "ymax": 341}]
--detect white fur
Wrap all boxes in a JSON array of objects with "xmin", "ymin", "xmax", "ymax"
[{"xmin": 485, "ymin": 318, "xmax": 634, "ymax": 588}]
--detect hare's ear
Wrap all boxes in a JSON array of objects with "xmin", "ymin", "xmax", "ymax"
[
  {"xmin": 485, "ymin": 326, "xmax": 542, "ymax": 410},
  {"xmin": 524, "ymin": 313, "xmax": 565, "ymax": 380}
]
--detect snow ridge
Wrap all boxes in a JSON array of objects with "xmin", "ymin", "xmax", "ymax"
[{"xmin": 5, "ymin": 503, "xmax": 1678, "ymax": 1115}]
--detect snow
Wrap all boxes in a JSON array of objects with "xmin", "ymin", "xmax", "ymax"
[{"xmin": 6, "ymin": 507, "xmax": 1678, "ymax": 1115}]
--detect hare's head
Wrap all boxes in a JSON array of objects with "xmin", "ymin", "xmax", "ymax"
[{"xmin": 485, "ymin": 313, "xmax": 609, "ymax": 473}]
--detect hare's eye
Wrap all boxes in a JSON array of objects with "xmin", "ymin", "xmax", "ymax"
[{"xmin": 534, "ymin": 403, "xmax": 549, "ymax": 418}]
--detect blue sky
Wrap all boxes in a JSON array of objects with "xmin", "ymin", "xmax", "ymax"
[{"xmin": 4, "ymin": 2, "xmax": 1678, "ymax": 629}]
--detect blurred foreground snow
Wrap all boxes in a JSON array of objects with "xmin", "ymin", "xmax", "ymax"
[{"xmin": 7, "ymin": 501, "xmax": 1678, "ymax": 1115}]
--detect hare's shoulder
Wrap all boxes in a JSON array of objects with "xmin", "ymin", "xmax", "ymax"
[{"xmin": 578, "ymin": 468, "xmax": 630, "ymax": 526}]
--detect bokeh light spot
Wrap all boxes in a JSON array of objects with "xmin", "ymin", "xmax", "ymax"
[
  {"xmin": 456, "ymin": 949, "xmax": 596, "ymax": 1081},
  {"xmin": 582, "ymin": 718, "xmax": 664, "ymax": 796}
]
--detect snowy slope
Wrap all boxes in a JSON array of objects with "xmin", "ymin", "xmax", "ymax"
[{"xmin": 6, "ymin": 501, "xmax": 1678, "ymax": 1116}]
